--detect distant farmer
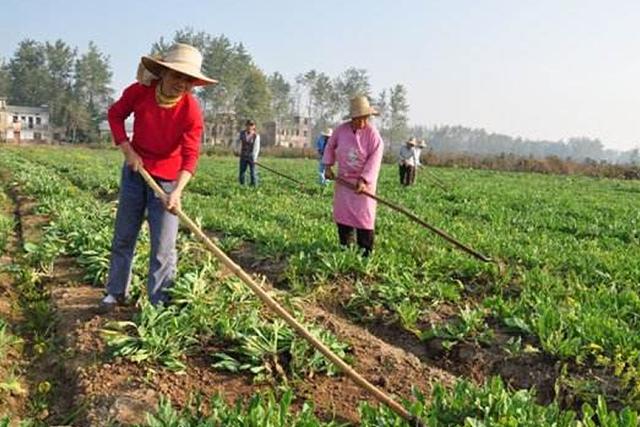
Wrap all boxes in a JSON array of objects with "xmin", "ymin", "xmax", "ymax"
[
  {"xmin": 315, "ymin": 128, "xmax": 332, "ymax": 185},
  {"xmin": 323, "ymin": 95, "xmax": 384, "ymax": 257},
  {"xmin": 398, "ymin": 137, "xmax": 419, "ymax": 186},
  {"xmin": 235, "ymin": 120, "xmax": 260, "ymax": 186},
  {"xmin": 416, "ymin": 140, "xmax": 426, "ymax": 167},
  {"xmin": 100, "ymin": 43, "xmax": 217, "ymax": 311}
]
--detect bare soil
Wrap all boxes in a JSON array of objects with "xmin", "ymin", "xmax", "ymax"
[{"xmin": 0, "ymin": 185, "xmax": 29, "ymax": 421}]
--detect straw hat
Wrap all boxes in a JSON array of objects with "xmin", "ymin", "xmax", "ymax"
[
  {"xmin": 406, "ymin": 137, "xmax": 417, "ymax": 146},
  {"xmin": 321, "ymin": 128, "xmax": 333, "ymax": 137},
  {"xmin": 140, "ymin": 43, "xmax": 217, "ymax": 86},
  {"xmin": 344, "ymin": 95, "xmax": 378, "ymax": 119}
]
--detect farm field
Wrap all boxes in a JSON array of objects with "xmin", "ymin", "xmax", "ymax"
[{"xmin": 0, "ymin": 144, "xmax": 639, "ymax": 426}]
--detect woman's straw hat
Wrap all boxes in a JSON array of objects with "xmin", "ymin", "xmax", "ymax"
[
  {"xmin": 140, "ymin": 43, "xmax": 217, "ymax": 86},
  {"xmin": 406, "ymin": 137, "xmax": 418, "ymax": 146},
  {"xmin": 321, "ymin": 128, "xmax": 333, "ymax": 137},
  {"xmin": 344, "ymin": 95, "xmax": 378, "ymax": 119}
]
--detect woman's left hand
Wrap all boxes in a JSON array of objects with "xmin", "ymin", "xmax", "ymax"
[{"xmin": 165, "ymin": 189, "xmax": 182, "ymax": 214}]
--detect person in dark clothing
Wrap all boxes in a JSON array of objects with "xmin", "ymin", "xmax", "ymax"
[{"xmin": 235, "ymin": 120, "xmax": 261, "ymax": 186}]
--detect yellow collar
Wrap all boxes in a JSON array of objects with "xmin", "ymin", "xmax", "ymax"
[{"xmin": 155, "ymin": 83, "xmax": 183, "ymax": 108}]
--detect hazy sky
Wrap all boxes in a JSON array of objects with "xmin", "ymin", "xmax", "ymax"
[{"xmin": 1, "ymin": 0, "xmax": 639, "ymax": 150}]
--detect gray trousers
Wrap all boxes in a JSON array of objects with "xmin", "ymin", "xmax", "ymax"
[{"xmin": 106, "ymin": 165, "xmax": 178, "ymax": 305}]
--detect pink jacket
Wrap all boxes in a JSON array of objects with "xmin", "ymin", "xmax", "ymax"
[{"xmin": 322, "ymin": 121, "xmax": 384, "ymax": 230}]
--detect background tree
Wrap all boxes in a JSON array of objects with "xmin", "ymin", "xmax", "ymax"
[
  {"xmin": 295, "ymin": 70, "xmax": 318, "ymax": 120},
  {"xmin": 8, "ymin": 39, "xmax": 49, "ymax": 106},
  {"xmin": 6, "ymin": 32, "xmax": 627, "ymax": 163},
  {"xmin": 170, "ymin": 27, "xmax": 211, "ymax": 52},
  {"xmin": 310, "ymin": 72, "xmax": 339, "ymax": 133},
  {"xmin": 268, "ymin": 72, "xmax": 293, "ymax": 126},
  {"xmin": 64, "ymin": 98, "xmax": 91, "ymax": 143},
  {"xmin": 375, "ymin": 89, "xmax": 391, "ymax": 142},
  {"xmin": 203, "ymin": 36, "xmax": 253, "ymax": 116},
  {"xmin": 235, "ymin": 67, "xmax": 272, "ymax": 126},
  {"xmin": 73, "ymin": 41, "xmax": 113, "ymax": 140},
  {"xmin": 44, "ymin": 39, "xmax": 76, "ymax": 126},
  {"xmin": 388, "ymin": 84, "xmax": 409, "ymax": 145},
  {"xmin": 0, "ymin": 59, "xmax": 9, "ymax": 97}
]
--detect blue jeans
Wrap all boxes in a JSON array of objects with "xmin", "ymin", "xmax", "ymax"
[
  {"xmin": 239, "ymin": 158, "xmax": 258, "ymax": 186},
  {"xmin": 106, "ymin": 165, "xmax": 179, "ymax": 305}
]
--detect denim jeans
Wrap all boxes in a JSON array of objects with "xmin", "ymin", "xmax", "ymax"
[
  {"xmin": 106, "ymin": 165, "xmax": 178, "ymax": 305},
  {"xmin": 239, "ymin": 158, "xmax": 258, "ymax": 185}
]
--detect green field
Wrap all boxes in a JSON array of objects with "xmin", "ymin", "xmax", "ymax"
[{"xmin": 0, "ymin": 144, "xmax": 639, "ymax": 426}]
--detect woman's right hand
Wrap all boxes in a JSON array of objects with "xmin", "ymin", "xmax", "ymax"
[{"xmin": 120, "ymin": 142, "xmax": 143, "ymax": 171}]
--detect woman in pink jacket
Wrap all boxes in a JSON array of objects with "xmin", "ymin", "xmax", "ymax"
[{"xmin": 322, "ymin": 95, "xmax": 384, "ymax": 256}]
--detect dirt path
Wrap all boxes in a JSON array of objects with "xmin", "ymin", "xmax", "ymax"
[
  {"xmin": 5, "ymin": 181, "xmax": 88, "ymax": 424},
  {"xmin": 0, "ymin": 180, "xmax": 29, "ymax": 420}
]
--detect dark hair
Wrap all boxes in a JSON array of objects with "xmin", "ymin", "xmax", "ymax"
[{"xmin": 245, "ymin": 120, "xmax": 256, "ymax": 126}]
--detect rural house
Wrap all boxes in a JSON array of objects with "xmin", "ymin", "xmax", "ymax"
[
  {"xmin": 262, "ymin": 115, "xmax": 312, "ymax": 148},
  {"xmin": 0, "ymin": 97, "xmax": 51, "ymax": 143}
]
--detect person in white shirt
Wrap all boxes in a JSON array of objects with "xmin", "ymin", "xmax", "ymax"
[
  {"xmin": 398, "ymin": 137, "xmax": 419, "ymax": 186},
  {"xmin": 415, "ymin": 140, "xmax": 426, "ymax": 168}
]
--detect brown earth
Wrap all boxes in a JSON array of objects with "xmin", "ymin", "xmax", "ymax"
[{"xmin": 0, "ymin": 184, "xmax": 29, "ymax": 421}]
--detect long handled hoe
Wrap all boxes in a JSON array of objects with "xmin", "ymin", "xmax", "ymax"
[
  {"xmin": 255, "ymin": 161, "xmax": 498, "ymax": 268},
  {"xmin": 420, "ymin": 167, "xmax": 450, "ymax": 192},
  {"xmin": 335, "ymin": 177, "xmax": 492, "ymax": 263},
  {"xmin": 253, "ymin": 161, "xmax": 317, "ymax": 196},
  {"xmin": 138, "ymin": 167, "xmax": 425, "ymax": 427}
]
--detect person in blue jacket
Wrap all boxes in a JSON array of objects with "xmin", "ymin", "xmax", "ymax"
[{"xmin": 315, "ymin": 128, "xmax": 332, "ymax": 185}]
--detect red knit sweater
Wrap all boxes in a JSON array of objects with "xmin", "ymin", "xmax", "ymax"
[{"xmin": 107, "ymin": 81, "xmax": 203, "ymax": 180}]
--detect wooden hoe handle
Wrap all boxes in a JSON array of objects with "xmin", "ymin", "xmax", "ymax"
[{"xmin": 137, "ymin": 167, "xmax": 422, "ymax": 426}]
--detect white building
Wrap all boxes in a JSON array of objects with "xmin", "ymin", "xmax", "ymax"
[
  {"xmin": 262, "ymin": 115, "xmax": 312, "ymax": 148},
  {"xmin": 0, "ymin": 97, "xmax": 51, "ymax": 142}
]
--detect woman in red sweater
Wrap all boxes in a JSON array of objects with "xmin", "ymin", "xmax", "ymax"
[{"xmin": 100, "ymin": 44, "xmax": 216, "ymax": 310}]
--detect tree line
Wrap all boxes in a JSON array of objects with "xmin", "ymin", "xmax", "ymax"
[
  {"xmin": 0, "ymin": 28, "xmax": 410, "ymax": 144},
  {"xmin": 1, "ymin": 28, "xmax": 636, "ymax": 164},
  {"xmin": 411, "ymin": 125, "xmax": 639, "ymax": 165}
]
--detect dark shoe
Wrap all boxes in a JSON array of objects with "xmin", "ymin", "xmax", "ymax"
[{"xmin": 97, "ymin": 294, "xmax": 126, "ymax": 314}]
